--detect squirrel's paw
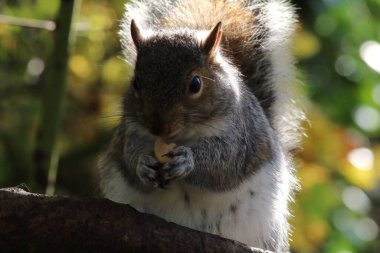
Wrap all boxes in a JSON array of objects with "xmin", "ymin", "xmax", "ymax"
[
  {"xmin": 162, "ymin": 146, "xmax": 194, "ymax": 181},
  {"xmin": 136, "ymin": 154, "xmax": 161, "ymax": 188}
]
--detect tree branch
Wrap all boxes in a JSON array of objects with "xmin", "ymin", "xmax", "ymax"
[
  {"xmin": 0, "ymin": 14, "xmax": 56, "ymax": 31},
  {"xmin": 0, "ymin": 185, "xmax": 272, "ymax": 253}
]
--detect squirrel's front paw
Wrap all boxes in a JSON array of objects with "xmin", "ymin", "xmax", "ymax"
[
  {"xmin": 162, "ymin": 146, "xmax": 194, "ymax": 182},
  {"xmin": 136, "ymin": 154, "xmax": 162, "ymax": 188}
]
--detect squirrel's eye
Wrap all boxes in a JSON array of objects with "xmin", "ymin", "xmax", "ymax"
[{"xmin": 189, "ymin": 76, "xmax": 202, "ymax": 94}]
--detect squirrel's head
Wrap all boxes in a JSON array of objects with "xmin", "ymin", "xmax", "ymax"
[{"xmin": 125, "ymin": 20, "xmax": 241, "ymax": 140}]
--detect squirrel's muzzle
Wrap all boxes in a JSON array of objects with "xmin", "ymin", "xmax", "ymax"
[{"xmin": 144, "ymin": 111, "xmax": 172, "ymax": 137}]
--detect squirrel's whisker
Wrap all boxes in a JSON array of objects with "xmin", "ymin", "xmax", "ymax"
[{"xmin": 199, "ymin": 75, "xmax": 215, "ymax": 82}]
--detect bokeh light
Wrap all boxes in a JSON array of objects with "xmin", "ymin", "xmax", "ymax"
[
  {"xmin": 360, "ymin": 41, "xmax": 380, "ymax": 73},
  {"xmin": 27, "ymin": 57, "xmax": 45, "ymax": 77},
  {"xmin": 353, "ymin": 106, "xmax": 380, "ymax": 133},
  {"xmin": 342, "ymin": 186, "xmax": 371, "ymax": 214},
  {"xmin": 347, "ymin": 148, "xmax": 375, "ymax": 171}
]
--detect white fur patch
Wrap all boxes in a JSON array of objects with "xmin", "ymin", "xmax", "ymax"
[
  {"xmin": 100, "ymin": 152, "xmax": 294, "ymax": 250},
  {"xmin": 259, "ymin": 0, "xmax": 305, "ymax": 151}
]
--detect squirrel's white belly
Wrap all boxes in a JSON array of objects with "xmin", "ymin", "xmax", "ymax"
[{"xmin": 101, "ymin": 158, "xmax": 293, "ymax": 248}]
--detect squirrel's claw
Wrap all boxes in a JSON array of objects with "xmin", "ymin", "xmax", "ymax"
[
  {"xmin": 162, "ymin": 146, "xmax": 194, "ymax": 181},
  {"xmin": 136, "ymin": 147, "xmax": 194, "ymax": 187},
  {"xmin": 136, "ymin": 154, "xmax": 161, "ymax": 187}
]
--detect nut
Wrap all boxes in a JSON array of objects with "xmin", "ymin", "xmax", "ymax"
[{"xmin": 154, "ymin": 137, "xmax": 176, "ymax": 163}]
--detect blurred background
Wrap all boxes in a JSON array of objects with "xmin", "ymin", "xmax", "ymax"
[{"xmin": 0, "ymin": 0, "xmax": 379, "ymax": 252}]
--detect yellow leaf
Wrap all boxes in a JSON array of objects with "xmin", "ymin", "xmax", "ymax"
[{"xmin": 69, "ymin": 55, "xmax": 92, "ymax": 79}]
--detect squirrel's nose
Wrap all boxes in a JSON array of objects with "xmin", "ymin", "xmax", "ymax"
[
  {"xmin": 145, "ymin": 112, "xmax": 168, "ymax": 136},
  {"xmin": 149, "ymin": 123, "xmax": 165, "ymax": 136}
]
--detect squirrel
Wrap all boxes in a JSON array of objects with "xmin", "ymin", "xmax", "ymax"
[{"xmin": 97, "ymin": 0, "xmax": 303, "ymax": 252}]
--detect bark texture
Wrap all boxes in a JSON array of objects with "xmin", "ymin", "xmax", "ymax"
[{"xmin": 0, "ymin": 185, "xmax": 272, "ymax": 253}]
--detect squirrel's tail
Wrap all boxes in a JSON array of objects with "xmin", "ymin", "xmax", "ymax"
[
  {"xmin": 120, "ymin": 0, "xmax": 304, "ymax": 152},
  {"xmin": 243, "ymin": 0, "xmax": 305, "ymax": 153}
]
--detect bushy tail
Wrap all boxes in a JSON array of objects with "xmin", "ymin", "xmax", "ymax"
[
  {"xmin": 120, "ymin": 0, "xmax": 304, "ymax": 152},
  {"xmin": 245, "ymin": 0, "xmax": 305, "ymax": 152}
]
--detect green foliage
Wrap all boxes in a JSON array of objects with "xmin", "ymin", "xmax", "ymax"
[
  {"xmin": 298, "ymin": 0, "xmax": 380, "ymax": 136},
  {"xmin": 0, "ymin": 0, "xmax": 379, "ymax": 252}
]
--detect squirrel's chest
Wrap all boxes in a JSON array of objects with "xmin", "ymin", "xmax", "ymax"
[{"xmin": 122, "ymin": 168, "xmax": 276, "ymax": 246}]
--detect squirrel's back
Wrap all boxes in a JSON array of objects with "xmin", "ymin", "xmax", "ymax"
[{"xmin": 120, "ymin": 0, "xmax": 304, "ymax": 152}]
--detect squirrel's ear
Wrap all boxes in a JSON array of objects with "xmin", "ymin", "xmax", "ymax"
[
  {"xmin": 131, "ymin": 19, "xmax": 144, "ymax": 50},
  {"xmin": 201, "ymin": 22, "xmax": 222, "ymax": 57}
]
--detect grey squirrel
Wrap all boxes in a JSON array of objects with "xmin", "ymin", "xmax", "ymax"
[{"xmin": 98, "ymin": 0, "xmax": 303, "ymax": 252}]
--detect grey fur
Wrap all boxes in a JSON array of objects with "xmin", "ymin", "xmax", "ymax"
[
  {"xmin": 249, "ymin": 189, "xmax": 255, "ymax": 198},
  {"xmin": 200, "ymin": 209, "xmax": 207, "ymax": 231},
  {"xmin": 114, "ymin": 28, "xmax": 277, "ymax": 191},
  {"xmin": 230, "ymin": 204, "xmax": 238, "ymax": 214},
  {"xmin": 215, "ymin": 213, "xmax": 224, "ymax": 235},
  {"xmin": 120, "ymin": 78, "xmax": 275, "ymax": 191},
  {"xmin": 184, "ymin": 193, "xmax": 190, "ymax": 205},
  {"xmin": 119, "ymin": 0, "xmax": 304, "ymax": 151},
  {"xmin": 98, "ymin": 1, "xmax": 302, "ymax": 252}
]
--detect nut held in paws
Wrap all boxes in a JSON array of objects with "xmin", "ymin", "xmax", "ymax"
[{"xmin": 154, "ymin": 137, "xmax": 176, "ymax": 163}]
